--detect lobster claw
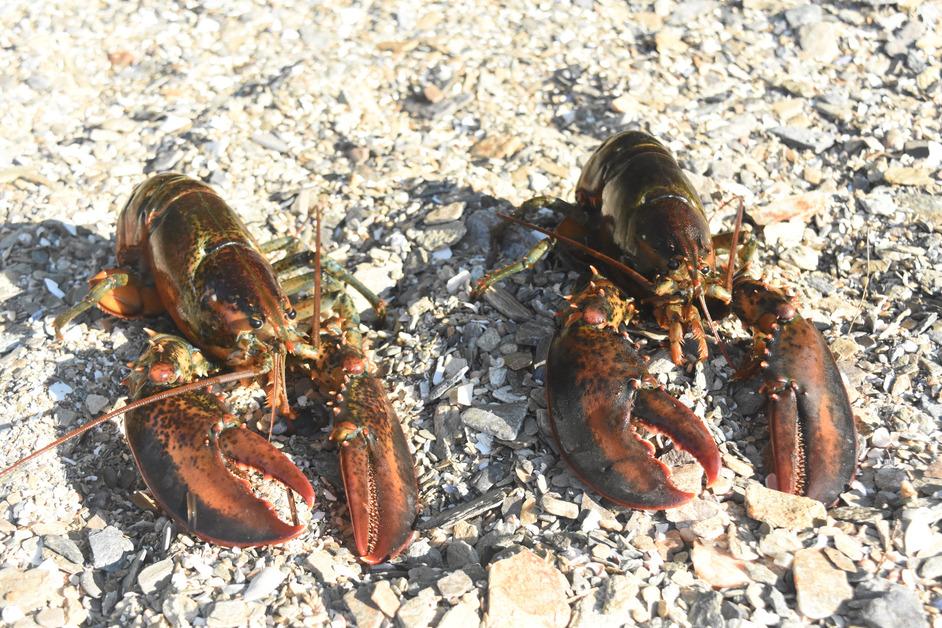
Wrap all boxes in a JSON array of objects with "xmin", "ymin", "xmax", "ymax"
[
  {"xmin": 732, "ymin": 278, "xmax": 857, "ymax": 505},
  {"xmin": 125, "ymin": 335, "xmax": 315, "ymax": 547},
  {"xmin": 323, "ymin": 345, "xmax": 418, "ymax": 564},
  {"xmin": 546, "ymin": 277, "xmax": 721, "ymax": 509}
]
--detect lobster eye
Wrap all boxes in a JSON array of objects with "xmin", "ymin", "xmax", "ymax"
[
  {"xmin": 249, "ymin": 316, "xmax": 264, "ymax": 329},
  {"xmin": 286, "ymin": 308, "xmax": 297, "ymax": 320},
  {"xmin": 667, "ymin": 259, "xmax": 680, "ymax": 271},
  {"xmin": 700, "ymin": 265, "xmax": 711, "ymax": 275}
]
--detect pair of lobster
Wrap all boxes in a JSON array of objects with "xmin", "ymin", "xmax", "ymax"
[
  {"xmin": 2, "ymin": 174, "xmax": 416, "ymax": 564},
  {"xmin": 474, "ymin": 131, "xmax": 857, "ymax": 508},
  {"xmin": 3, "ymin": 131, "xmax": 857, "ymax": 564}
]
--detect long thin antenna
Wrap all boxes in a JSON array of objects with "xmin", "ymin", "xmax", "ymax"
[
  {"xmin": 0, "ymin": 367, "xmax": 261, "ymax": 478},
  {"xmin": 497, "ymin": 213, "xmax": 657, "ymax": 293},
  {"xmin": 724, "ymin": 196, "xmax": 745, "ymax": 294},
  {"xmin": 313, "ymin": 203, "xmax": 322, "ymax": 354}
]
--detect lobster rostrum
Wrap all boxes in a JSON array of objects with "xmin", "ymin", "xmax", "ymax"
[
  {"xmin": 3, "ymin": 173, "xmax": 417, "ymax": 560},
  {"xmin": 474, "ymin": 131, "xmax": 856, "ymax": 508}
]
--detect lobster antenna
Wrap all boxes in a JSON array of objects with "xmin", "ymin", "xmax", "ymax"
[
  {"xmin": 724, "ymin": 196, "xmax": 745, "ymax": 294},
  {"xmin": 497, "ymin": 213, "xmax": 656, "ymax": 293},
  {"xmin": 0, "ymin": 367, "xmax": 261, "ymax": 479},
  {"xmin": 313, "ymin": 203, "xmax": 322, "ymax": 355},
  {"xmin": 697, "ymin": 288, "xmax": 734, "ymax": 367}
]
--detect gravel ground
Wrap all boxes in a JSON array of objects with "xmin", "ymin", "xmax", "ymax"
[{"xmin": 1, "ymin": 0, "xmax": 941, "ymax": 626}]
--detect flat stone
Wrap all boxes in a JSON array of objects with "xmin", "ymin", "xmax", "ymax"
[
  {"xmin": 758, "ymin": 528, "xmax": 802, "ymax": 557},
  {"xmin": 884, "ymin": 167, "xmax": 933, "ymax": 186},
  {"xmin": 425, "ymin": 201, "xmax": 465, "ymax": 225},
  {"xmin": 437, "ymin": 569, "xmax": 474, "ymax": 602},
  {"xmin": 784, "ymin": 4, "xmax": 823, "ymax": 28},
  {"xmin": 84, "ymin": 394, "xmax": 110, "ymax": 414},
  {"xmin": 438, "ymin": 601, "xmax": 481, "ymax": 628},
  {"xmin": 207, "ymin": 600, "xmax": 250, "ymax": 628},
  {"xmin": 461, "ymin": 403, "xmax": 527, "ymax": 440},
  {"xmin": 137, "ymin": 557, "xmax": 173, "ymax": 595},
  {"xmin": 410, "ymin": 221, "xmax": 467, "ymax": 250},
  {"xmin": 752, "ymin": 191, "xmax": 826, "ymax": 225},
  {"xmin": 745, "ymin": 482, "xmax": 827, "ymax": 530},
  {"xmin": 770, "ymin": 126, "xmax": 835, "ymax": 152},
  {"xmin": 304, "ymin": 549, "xmax": 337, "ymax": 581},
  {"xmin": 162, "ymin": 594, "xmax": 199, "ymax": 627},
  {"xmin": 0, "ymin": 567, "xmax": 61, "ymax": 613},
  {"xmin": 43, "ymin": 535, "xmax": 84, "ymax": 565},
  {"xmin": 792, "ymin": 548, "xmax": 852, "ymax": 619},
  {"xmin": 344, "ymin": 588, "xmax": 384, "ymax": 628},
  {"xmin": 856, "ymin": 581, "xmax": 928, "ymax": 628},
  {"xmin": 35, "ymin": 607, "xmax": 65, "ymax": 628},
  {"xmin": 691, "ymin": 543, "xmax": 752, "ymax": 589},
  {"xmin": 665, "ymin": 498, "xmax": 721, "ymax": 524},
  {"xmin": 798, "ymin": 22, "xmax": 841, "ymax": 62},
  {"xmin": 486, "ymin": 549, "xmax": 570, "ymax": 627},
  {"xmin": 88, "ymin": 526, "xmax": 133, "ymax": 570},
  {"xmin": 242, "ymin": 567, "xmax": 285, "ymax": 601},
  {"xmin": 446, "ymin": 540, "xmax": 480, "ymax": 569},
  {"xmin": 471, "ymin": 134, "xmax": 522, "ymax": 160},
  {"xmin": 919, "ymin": 555, "xmax": 942, "ymax": 579},
  {"xmin": 370, "ymin": 580, "xmax": 400, "ymax": 617},
  {"xmin": 396, "ymin": 588, "xmax": 438, "ymax": 628},
  {"xmin": 250, "ymin": 131, "xmax": 291, "ymax": 153},
  {"xmin": 541, "ymin": 494, "xmax": 579, "ymax": 519}
]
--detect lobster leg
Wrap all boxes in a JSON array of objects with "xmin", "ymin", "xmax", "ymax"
[
  {"xmin": 731, "ymin": 278, "xmax": 856, "ymax": 505},
  {"xmin": 125, "ymin": 334, "xmax": 315, "ymax": 546},
  {"xmin": 546, "ymin": 276, "xmax": 721, "ymax": 509},
  {"xmin": 53, "ymin": 268, "xmax": 164, "ymax": 337}
]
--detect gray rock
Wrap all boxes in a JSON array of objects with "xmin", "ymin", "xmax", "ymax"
[
  {"xmin": 770, "ymin": 126, "xmax": 835, "ymax": 152},
  {"xmin": 137, "ymin": 557, "xmax": 173, "ymax": 595},
  {"xmin": 425, "ymin": 202, "xmax": 465, "ymax": 225},
  {"xmin": 461, "ymin": 402, "xmax": 527, "ymax": 440},
  {"xmin": 344, "ymin": 588, "xmax": 384, "ymax": 628},
  {"xmin": 446, "ymin": 540, "xmax": 480, "ymax": 569},
  {"xmin": 88, "ymin": 526, "xmax": 133, "ymax": 570},
  {"xmin": 43, "ymin": 535, "xmax": 84, "ymax": 565},
  {"xmin": 437, "ymin": 569, "xmax": 474, "ymax": 602},
  {"xmin": 689, "ymin": 591, "xmax": 726, "ymax": 628},
  {"xmin": 207, "ymin": 600, "xmax": 251, "ymax": 628},
  {"xmin": 856, "ymin": 581, "xmax": 928, "ymax": 628},
  {"xmin": 784, "ymin": 4, "xmax": 822, "ymax": 28},
  {"xmin": 243, "ymin": 567, "xmax": 285, "ymax": 601},
  {"xmin": 410, "ymin": 221, "xmax": 467, "ymax": 250},
  {"xmin": 396, "ymin": 588, "xmax": 439, "ymax": 628},
  {"xmin": 162, "ymin": 594, "xmax": 199, "ymax": 627},
  {"xmin": 250, "ymin": 131, "xmax": 291, "ymax": 153}
]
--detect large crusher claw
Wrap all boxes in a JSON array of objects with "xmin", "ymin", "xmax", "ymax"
[
  {"xmin": 732, "ymin": 278, "xmax": 857, "ymax": 505},
  {"xmin": 545, "ymin": 276, "xmax": 721, "ymax": 509},
  {"xmin": 125, "ymin": 334, "xmax": 315, "ymax": 546}
]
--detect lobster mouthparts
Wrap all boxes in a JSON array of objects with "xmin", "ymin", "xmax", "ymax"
[
  {"xmin": 546, "ymin": 279, "xmax": 720, "ymax": 509},
  {"xmin": 126, "ymin": 390, "xmax": 315, "ymax": 547}
]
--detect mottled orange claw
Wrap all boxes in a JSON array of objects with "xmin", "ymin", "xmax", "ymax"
[
  {"xmin": 124, "ymin": 336, "xmax": 314, "ymax": 547},
  {"xmin": 732, "ymin": 278, "xmax": 857, "ymax": 505},
  {"xmin": 545, "ymin": 277, "xmax": 721, "ymax": 509}
]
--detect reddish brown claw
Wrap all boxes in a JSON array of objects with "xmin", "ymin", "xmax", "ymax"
[
  {"xmin": 733, "ymin": 278, "xmax": 857, "ymax": 505},
  {"xmin": 546, "ymin": 277, "xmax": 721, "ymax": 509},
  {"xmin": 125, "ymin": 390, "xmax": 314, "ymax": 547},
  {"xmin": 328, "ymin": 368, "xmax": 418, "ymax": 564}
]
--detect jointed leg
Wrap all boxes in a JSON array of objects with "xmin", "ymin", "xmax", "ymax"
[
  {"xmin": 471, "ymin": 195, "xmax": 587, "ymax": 296},
  {"xmin": 53, "ymin": 269, "xmax": 163, "ymax": 339}
]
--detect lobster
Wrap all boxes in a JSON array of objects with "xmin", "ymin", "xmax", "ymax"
[
  {"xmin": 473, "ymin": 131, "xmax": 856, "ymax": 508},
  {"xmin": 1, "ymin": 173, "xmax": 417, "ymax": 561}
]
